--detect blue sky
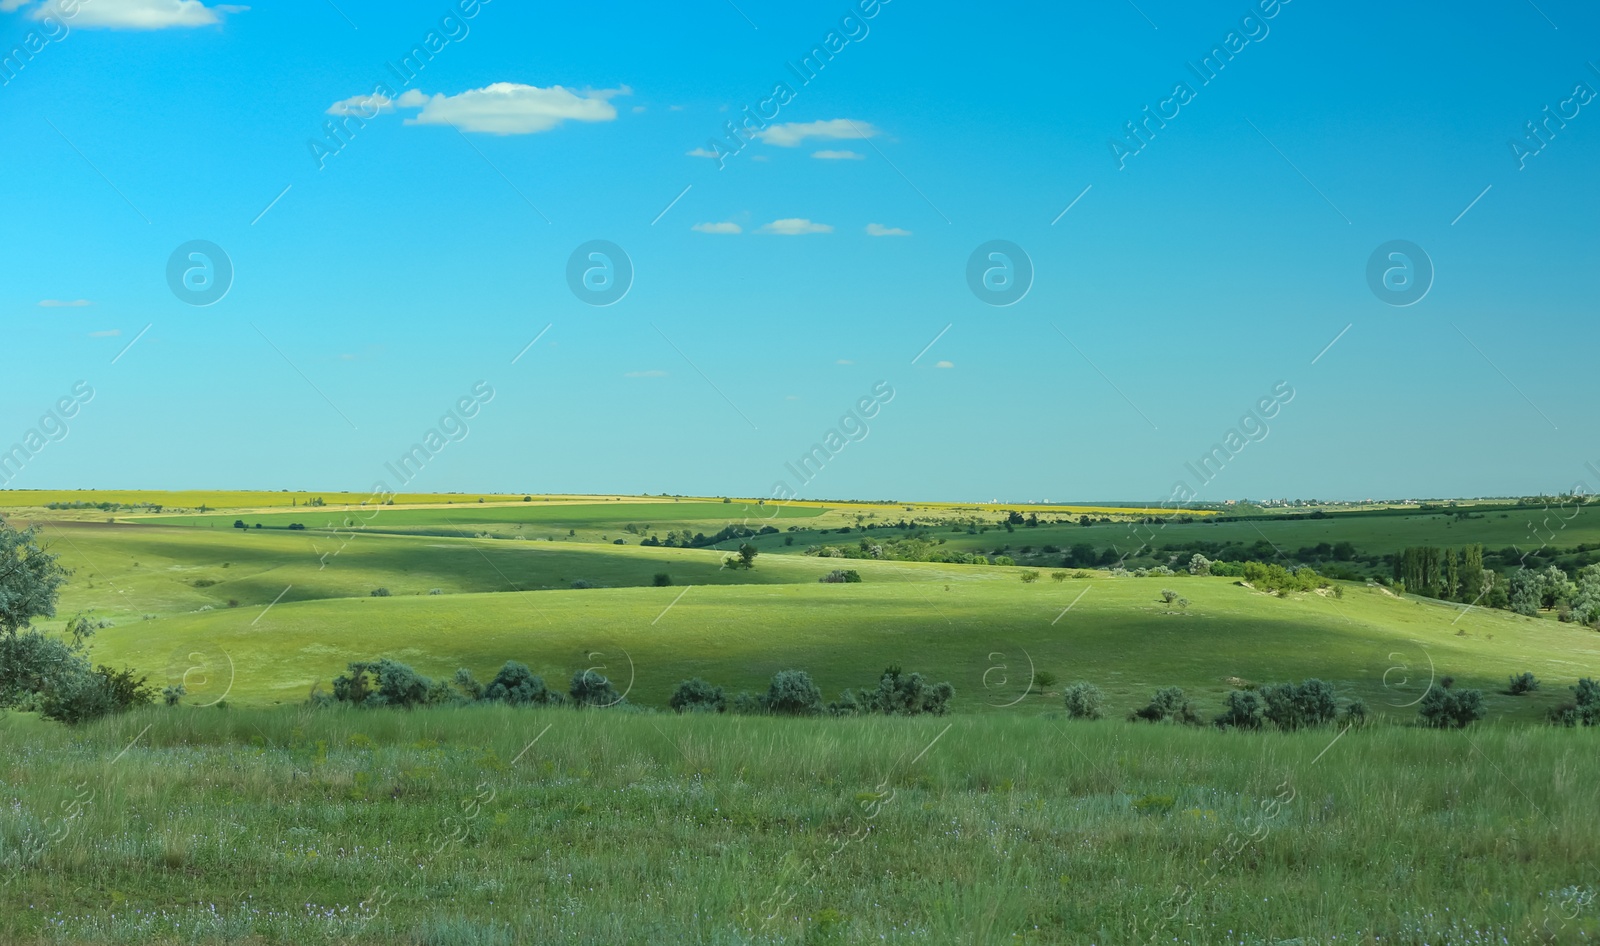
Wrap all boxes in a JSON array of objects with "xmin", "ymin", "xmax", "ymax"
[{"xmin": 2, "ymin": 0, "xmax": 1597, "ymax": 502}]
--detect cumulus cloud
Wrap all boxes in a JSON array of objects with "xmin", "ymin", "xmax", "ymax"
[
  {"xmin": 759, "ymin": 218, "xmax": 832, "ymax": 235},
  {"xmin": 812, "ymin": 149, "xmax": 863, "ymax": 160},
  {"xmin": 755, "ymin": 119, "xmax": 878, "ymax": 147},
  {"xmin": 21, "ymin": 0, "xmax": 243, "ymax": 29},
  {"xmin": 625, "ymin": 370, "xmax": 667, "ymax": 378},
  {"xmin": 865, "ymin": 223, "xmax": 911, "ymax": 237},
  {"xmin": 397, "ymin": 83, "xmax": 629, "ymax": 135},
  {"xmin": 691, "ymin": 222, "xmax": 742, "ymax": 234},
  {"xmin": 38, "ymin": 299, "xmax": 91, "ymax": 307},
  {"xmin": 327, "ymin": 93, "xmax": 394, "ymax": 117}
]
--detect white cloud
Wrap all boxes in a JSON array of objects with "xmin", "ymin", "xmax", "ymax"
[
  {"xmin": 759, "ymin": 218, "xmax": 832, "ymax": 235},
  {"xmin": 327, "ymin": 93, "xmax": 394, "ymax": 117},
  {"xmin": 866, "ymin": 223, "xmax": 911, "ymax": 237},
  {"xmin": 755, "ymin": 119, "xmax": 878, "ymax": 147},
  {"xmin": 398, "ymin": 83, "xmax": 629, "ymax": 135},
  {"xmin": 89, "ymin": 329, "xmax": 120, "ymax": 338},
  {"xmin": 935, "ymin": 360, "xmax": 954, "ymax": 369},
  {"xmin": 812, "ymin": 149, "xmax": 863, "ymax": 160},
  {"xmin": 691, "ymin": 222, "xmax": 741, "ymax": 234},
  {"xmin": 625, "ymin": 370, "xmax": 667, "ymax": 378},
  {"xmin": 24, "ymin": 0, "xmax": 242, "ymax": 29},
  {"xmin": 38, "ymin": 299, "xmax": 91, "ymax": 307}
]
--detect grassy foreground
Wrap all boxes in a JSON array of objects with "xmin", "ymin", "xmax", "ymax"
[{"xmin": 1, "ymin": 706, "xmax": 1596, "ymax": 945}]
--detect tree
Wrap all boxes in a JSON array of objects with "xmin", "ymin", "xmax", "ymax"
[
  {"xmin": 1460, "ymin": 544, "xmax": 1485, "ymax": 601},
  {"xmin": 669, "ymin": 677, "xmax": 726, "ymax": 713},
  {"xmin": 1508, "ymin": 567, "xmax": 1542, "ymax": 616},
  {"xmin": 0, "ymin": 520, "xmax": 71, "ymax": 639},
  {"xmin": 569, "ymin": 668, "xmax": 623, "ymax": 708},
  {"xmin": 763, "ymin": 669, "xmax": 822, "ymax": 716}
]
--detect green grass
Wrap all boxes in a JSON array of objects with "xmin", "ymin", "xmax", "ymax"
[
  {"xmin": 82, "ymin": 556, "xmax": 1599, "ymax": 720},
  {"xmin": 1, "ymin": 707, "xmax": 1595, "ymax": 945}
]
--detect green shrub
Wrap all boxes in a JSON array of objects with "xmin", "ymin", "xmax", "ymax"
[
  {"xmin": 41, "ymin": 664, "xmax": 153, "ymax": 724},
  {"xmin": 331, "ymin": 659, "xmax": 435, "ymax": 708},
  {"xmin": 569, "ymin": 669, "xmax": 624, "ymax": 708},
  {"xmin": 1131, "ymin": 687, "xmax": 1201, "ymax": 725},
  {"xmin": 1418, "ymin": 684, "xmax": 1486, "ymax": 729},
  {"xmin": 835, "ymin": 668, "xmax": 954, "ymax": 716},
  {"xmin": 1061, "ymin": 682, "xmax": 1104, "ymax": 720},
  {"xmin": 763, "ymin": 669, "xmax": 823, "ymax": 716},
  {"xmin": 1260, "ymin": 679, "xmax": 1340, "ymax": 731},
  {"xmin": 483, "ymin": 661, "xmax": 562, "ymax": 706},
  {"xmin": 1549, "ymin": 678, "xmax": 1600, "ymax": 726},
  {"xmin": 1215, "ymin": 690, "xmax": 1264, "ymax": 730},
  {"xmin": 669, "ymin": 677, "xmax": 726, "ymax": 714},
  {"xmin": 1507, "ymin": 672, "xmax": 1540, "ymax": 695}
]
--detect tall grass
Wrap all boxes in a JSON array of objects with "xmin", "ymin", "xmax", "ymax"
[{"xmin": 1, "ymin": 706, "xmax": 1595, "ymax": 944}]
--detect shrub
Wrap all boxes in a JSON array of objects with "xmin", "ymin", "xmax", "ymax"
[
  {"xmin": 1020, "ymin": 570, "xmax": 1040, "ymax": 583},
  {"xmin": 1131, "ymin": 686, "xmax": 1201, "ymax": 725},
  {"xmin": 1507, "ymin": 672, "xmax": 1540, "ymax": 695},
  {"xmin": 763, "ymin": 669, "xmax": 823, "ymax": 716},
  {"xmin": 1550, "ymin": 678, "xmax": 1600, "ymax": 726},
  {"xmin": 1260, "ymin": 679, "xmax": 1340, "ymax": 731},
  {"xmin": 653, "ymin": 573, "xmax": 672, "ymax": 587},
  {"xmin": 837, "ymin": 668, "xmax": 954, "ymax": 716},
  {"xmin": 42, "ymin": 665, "xmax": 154, "ymax": 724},
  {"xmin": 819, "ymin": 569, "xmax": 862, "ymax": 583},
  {"xmin": 331, "ymin": 659, "xmax": 435, "ymax": 708},
  {"xmin": 484, "ymin": 661, "xmax": 562, "ymax": 706},
  {"xmin": 1418, "ymin": 684, "xmax": 1486, "ymax": 729},
  {"xmin": 669, "ymin": 677, "xmax": 726, "ymax": 713},
  {"xmin": 569, "ymin": 668, "xmax": 624, "ymax": 708},
  {"xmin": 1061, "ymin": 682, "xmax": 1104, "ymax": 720},
  {"xmin": 1215, "ymin": 690, "xmax": 1264, "ymax": 730},
  {"xmin": 370, "ymin": 587, "xmax": 391, "ymax": 597}
]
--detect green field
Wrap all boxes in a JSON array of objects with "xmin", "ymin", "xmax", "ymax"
[
  {"xmin": 4, "ymin": 491, "xmax": 1599, "ymax": 944},
  {"xmin": 1, "ymin": 708, "xmax": 1594, "ymax": 945},
  {"xmin": 5, "ymin": 496, "xmax": 1596, "ymax": 719}
]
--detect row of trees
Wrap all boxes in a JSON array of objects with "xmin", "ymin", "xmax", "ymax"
[{"xmin": 1395, "ymin": 545, "xmax": 1488, "ymax": 603}]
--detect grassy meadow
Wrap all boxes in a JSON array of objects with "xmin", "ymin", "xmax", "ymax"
[
  {"xmin": 2, "ymin": 707, "xmax": 1597, "ymax": 945},
  {"xmin": 3, "ymin": 491, "xmax": 1599, "ymax": 944}
]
